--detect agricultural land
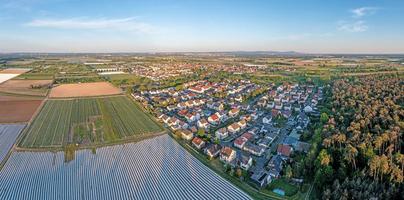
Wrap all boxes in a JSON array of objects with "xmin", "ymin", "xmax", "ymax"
[
  {"xmin": 19, "ymin": 96, "xmax": 163, "ymax": 148},
  {"xmin": 49, "ymin": 82, "xmax": 122, "ymax": 98}
]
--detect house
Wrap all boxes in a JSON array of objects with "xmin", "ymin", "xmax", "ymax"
[
  {"xmin": 161, "ymin": 115, "xmax": 171, "ymax": 124},
  {"xmin": 197, "ymin": 118, "xmax": 210, "ymax": 129},
  {"xmin": 257, "ymin": 138, "xmax": 272, "ymax": 148},
  {"xmin": 228, "ymin": 108, "xmax": 240, "ymax": 117},
  {"xmin": 251, "ymin": 169, "xmax": 271, "ymax": 188},
  {"xmin": 239, "ymin": 154, "xmax": 253, "ymax": 170},
  {"xmin": 264, "ymin": 132, "xmax": 278, "ymax": 143},
  {"xmin": 215, "ymin": 127, "xmax": 228, "ymax": 139},
  {"xmin": 274, "ymin": 102, "xmax": 283, "ymax": 110},
  {"xmin": 178, "ymin": 109, "xmax": 188, "ymax": 117},
  {"xmin": 208, "ymin": 113, "xmax": 220, "ymax": 124},
  {"xmin": 243, "ymin": 143, "xmax": 265, "ymax": 156},
  {"xmin": 267, "ymin": 101, "xmax": 275, "ymax": 109},
  {"xmin": 168, "ymin": 117, "xmax": 180, "ymax": 126},
  {"xmin": 267, "ymin": 155, "xmax": 283, "ymax": 179},
  {"xmin": 185, "ymin": 112, "xmax": 199, "ymax": 123},
  {"xmin": 192, "ymin": 137, "xmax": 206, "ymax": 149},
  {"xmin": 294, "ymin": 141, "xmax": 311, "ymax": 153},
  {"xmin": 235, "ymin": 95, "xmax": 243, "ymax": 102},
  {"xmin": 282, "ymin": 110, "xmax": 292, "ymax": 118},
  {"xmin": 220, "ymin": 146, "xmax": 237, "ymax": 163},
  {"xmin": 304, "ymin": 105, "xmax": 313, "ymax": 113},
  {"xmin": 262, "ymin": 116, "xmax": 272, "ymax": 124},
  {"xmin": 238, "ymin": 120, "xmax": 247, "ymax": 129},
  {"xmin": 179, "ymin": 129, "xmax": 194, "ymax": 141},
  {"xmin": 241, "ymin": 132, "xmax": 253, "ymax": 141},
  {"xmin": 205, "ymin": 144, "xmax": 221, "ymax": 158},
  {"xmin": 283, "ymin": 103, "xmax": 292, "ymax": 111},
  {"xmin": 283, "ymin": 136, "xmax": 299, "ymax": 147},
  {"xmin": 178, "ymin": 121, "xmax": 189, "ymax": 129},
  {"xmin": 277, "ymin": 144, "xmax": 293, "ymax": 158},
  {"xmin": 234, "ymin": 137, "xmax": 248, "ymax": 149},
  {"xmin": 228, "ymin": 123, "xmax": 241, "ymax": 133}
]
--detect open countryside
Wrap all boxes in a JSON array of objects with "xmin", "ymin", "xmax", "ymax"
[
  {"xmin": 20, "ymin": 96, "xmax": 163, "ymax": 148},
  {"xmin": 0, "ymin": 1, "xmax": 404, "ymax": 200}
]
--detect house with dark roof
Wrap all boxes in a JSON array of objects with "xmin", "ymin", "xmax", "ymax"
[
  {"xmin": 251, "ymin": 169, "xmax": 271, "ymax": 188},
  {"xmin": 239, "ymin": 154, "xmax": 253, "ymax": 170},
  {"xmin": 205, "ymin": 144, "xmax": 221, "ymax": 159},
  {"xmin": 267, "ymin": 155, "xmax": 283, "ymax": 180},
  {"xmin": 243, "ymin": 143, "xmax": 265, "ymax": 156}
]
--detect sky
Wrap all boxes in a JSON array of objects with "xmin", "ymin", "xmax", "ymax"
[{"xmin": 0, "ymin": 0, "xmax": 404, "ymax": 53}]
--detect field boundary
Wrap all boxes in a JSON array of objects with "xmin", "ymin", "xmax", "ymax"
[{"xmin": 14, "ymin": 131, "xmax": 166, "ymax": 152}]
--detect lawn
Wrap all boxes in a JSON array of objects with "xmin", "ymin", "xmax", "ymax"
[
  {"xmin": 19, "ymin": 96, "xmax": 163, "ymax": 148},
  {"xmin": 267, "ymin": 178, "xmax": 299, "ymax": 197}
]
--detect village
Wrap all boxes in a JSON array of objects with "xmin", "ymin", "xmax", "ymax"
[{"xmin": 133, "ymin": 78, "xmax": 323, "ymax": 189}]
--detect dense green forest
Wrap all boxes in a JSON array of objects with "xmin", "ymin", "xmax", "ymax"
[{"xmin": 314, "ymin": 75, "xmax": 404, "ymax": 199}]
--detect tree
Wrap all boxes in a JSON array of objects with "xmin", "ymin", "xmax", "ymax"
[
  {"xmin": 197, "ymin": 128, "xmax": 205, "ymax": 137},
  {"xmin": 285, "ymin": 165, "xmax": 293, "ymax": 179},
  {"xmin": 321, "ymin": 112, "xmax": 329, "ymax": 124},
  {"xmin": 317, "ymin": 149, "xmax": 332, "ymax": 167},
  {"xmin": 344, "ymin": 144, "xmax": 358, "ymax": 170}
]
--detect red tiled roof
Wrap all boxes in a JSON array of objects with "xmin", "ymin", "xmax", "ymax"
[
  {"xmin": 192, "ymin": 137, "xmax": 204, "ymax": 146},
  {"xmin": 241, "ymin": 132, "xmax": 253, "ymax": 140},
  {"xmin": 234, "ymin": 137, "xmax": 247, "ymax": 146},
  {"xmin": 277, "ymin": 144, "xmax": 292, "ymax": 157},
  {"xmin": 210, "ymin": 114, "xmax": 219, "ymax": 121},
  {"xmin": 221, "ymin": 146, "xmax": 234, "ymax": 157}
]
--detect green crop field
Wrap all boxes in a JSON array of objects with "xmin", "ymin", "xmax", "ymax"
[{"xmin": 20, "ymin": 96, "xmax": 163, "ymax": 148}]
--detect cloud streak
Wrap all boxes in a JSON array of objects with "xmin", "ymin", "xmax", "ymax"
[
  {"xmin": 338, "ymin": 20, "xmax": 368, "ymax": 32},
  {"xmin": 25, "ymin": 17, "xmax": 155, "ymax": 33},
  {"xmin": 351, "ymin": 7, "xmax": 378, "ymax": 18},
  {"xmin": 337, "ymin": 6, "xmax": 378, "ymax": 33}
]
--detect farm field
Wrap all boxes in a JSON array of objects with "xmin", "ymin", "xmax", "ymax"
[
  {"xmin": 20, "ymin": 96, "xmax": 163, "ymax": 148},
  {"xmin": 0, "ymin": 135, "xmax": 251, "ymax": 200},
  {"xmin": 0, "ymin": 124, "xmax": 25, "ymax": 164},
  {"xmin": 0, "ymin": 68, "xmax": 31, "ymax": 84},
  {"xmin": 49, "ymin": 82, "xmax": 122, "ymax": 98},
  {"xmin": 0, "ymin": 95, "xmax": 43, "ymax": 123},
  {"xmin": 0, "ymin": 79, "xmax": 52, "ymax": 96}
]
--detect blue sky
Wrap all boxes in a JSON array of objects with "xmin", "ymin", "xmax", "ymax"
[{"xmin": 1, "ymin": 0, "xmax": 404, "ymax": 53}]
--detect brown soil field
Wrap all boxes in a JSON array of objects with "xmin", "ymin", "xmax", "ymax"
[
  {"xmin": 0, "ymin": 69, "xmax": 31, "ymax": 74},
  {"xmin": 0, "ymin": 96, "xmax": 43, "ymax": 123},
  {"xmin": 49, "ymin": 82, "xmax": 122, "ymax": 98},
  {"xmin": 0, "ymin": 80, "xmax": 52, "ymax": 96}
]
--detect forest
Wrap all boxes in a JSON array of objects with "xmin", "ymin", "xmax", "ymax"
[{"xmin": 314, "ymin": 75, "xmax": 404, "ymax": 199}]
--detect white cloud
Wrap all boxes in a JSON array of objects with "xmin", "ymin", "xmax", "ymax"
[
  {"xmin": 337, "ymin": 20, "xmax": 368, "ymax": 32},
  {"xmin": 351, "ymin": 7, "xmax": 378, "ymax": 18},
  {"xmin": 25, "ymin": 17, "xmax": 155, "ymax": 33}
]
